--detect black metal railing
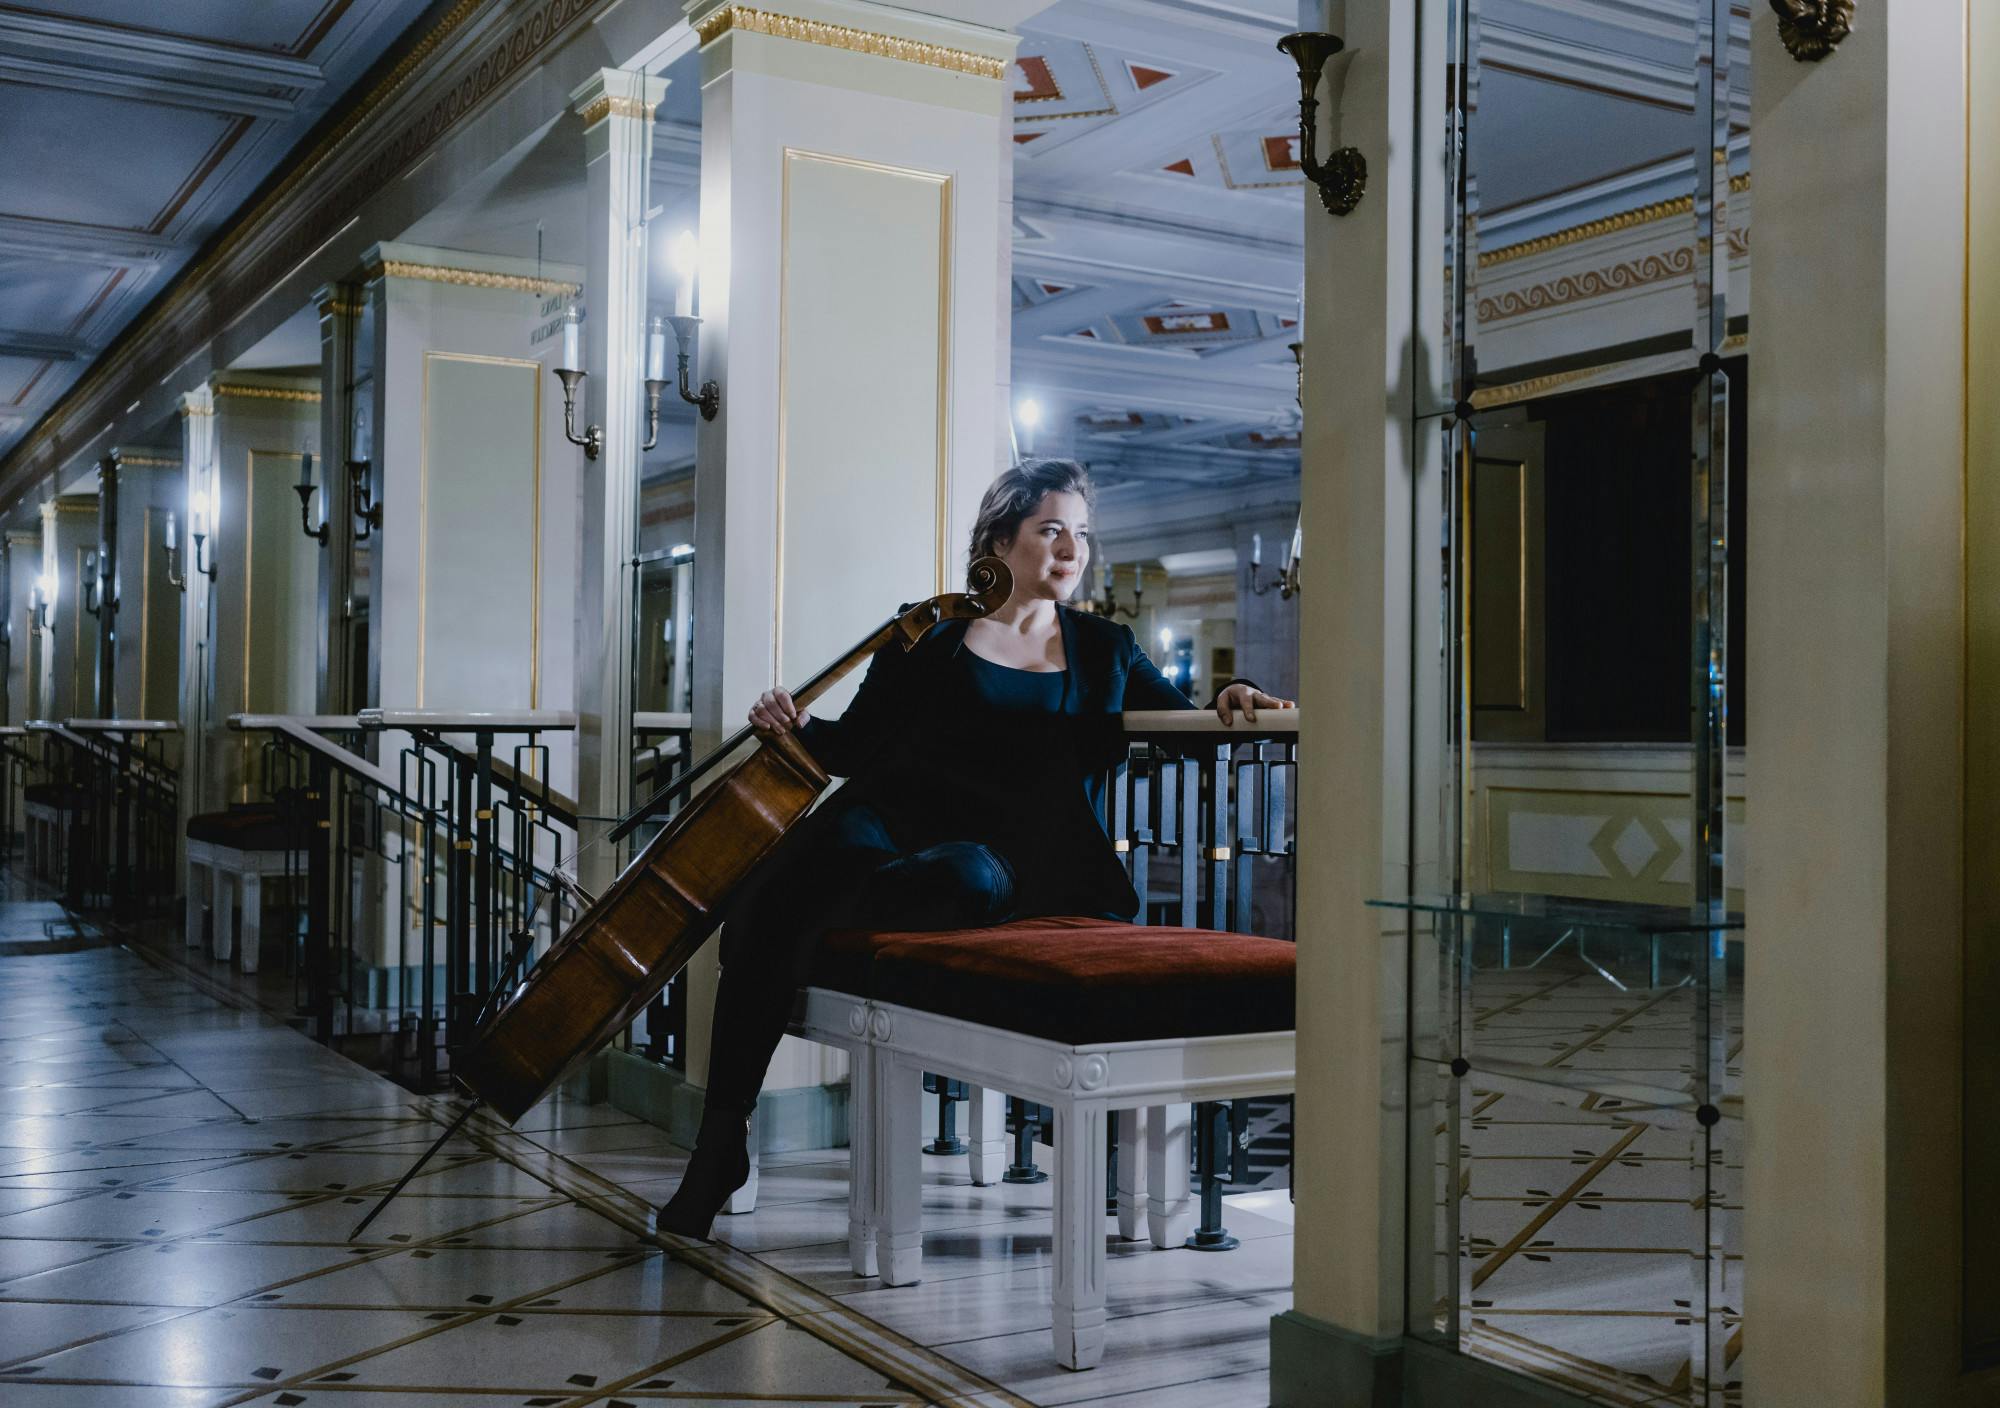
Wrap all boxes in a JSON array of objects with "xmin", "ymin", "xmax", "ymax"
[
  {"xmin": 20, "ymin": 720, "xmax": 179, "ymax": 913},
  {"xmin": 230, "ymin": 711, "xmax": 578, "ymax": 1087}
]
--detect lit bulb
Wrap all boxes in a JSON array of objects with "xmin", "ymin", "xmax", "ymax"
[
  {"xmin": 1016, "ymin": 397, "xmax": 1042, "ymax": 430},
  {"xmin": 36, "ymin": 573, "xmax": 54, "ymax": 607},
  {"xmin": 671, "ymin": 229, "xmax": 699, "ymax": 276},
  {"xmin": 1158, "ymin": 627, "xmax": 1173, "ymax": 652}
]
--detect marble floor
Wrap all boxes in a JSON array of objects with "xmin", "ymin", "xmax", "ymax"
[{"xmin": 0, "ymin": 897, "xmax": 1291, "ymax": 1408}]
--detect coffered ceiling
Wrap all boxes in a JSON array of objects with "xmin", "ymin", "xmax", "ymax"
[{"xmin": 0, "ymin": 0, "xmax": 435, "ymax": 464}]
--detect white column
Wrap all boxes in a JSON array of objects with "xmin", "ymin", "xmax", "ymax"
[
  {"xmin": 1275, "ymin": 0, "xmax": 1431, "ymax": 1391},
  {"xmin": 1746, "ymin": 5, "xmax": 1974, "ymax": 1404},
  {"xmin": 4, "ymin": 528, "xmax": 39, "ymax": 727},
  {"xmin": 176, "ymin": 387, "xmax": 217, "ymax": 845},
  {"xmin": 571, "ymin": 69, "xmax": 666, "ymax": 893},
  {"xmin": 681, "ymin": 0, "xmax": 1016, "ymax": 1097}
]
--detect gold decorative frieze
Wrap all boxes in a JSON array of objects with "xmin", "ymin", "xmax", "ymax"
[
  {"xmin": 696, "ymin": 6, "xmax": 1008, "ymax": 80},
  {"xmin": 368, "ymin": 260, "xmax": 580, "ymax": 298},
  {"xmin": 318, "ymin": 297, "xmax": 362, "ymax": 318},
  {"xmin": 576, "ymin": 94, "xmax": 656, "ymax": 126},
  {"xmin": 1480, "ymin": 173, "xmax": 1751, "ymax": 268},
  {"xmin": 1478, "ymin": 246, "xmax": 1696, "ymax": 323},
  {"xmin": 215, "ymin": 385, "xmax": 322, "ymax": 405},
  {"xmin": 110, "ymin": 454, "xmax": 180, "ymax": 468}
]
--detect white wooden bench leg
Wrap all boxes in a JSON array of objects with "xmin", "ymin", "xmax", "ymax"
[
  {"xmin": 211, "ymin": 870, "xmax": 236, "ymax": 963},
  {"xmin": 238, "ymin": 872, "xmax": 262, "ymax": 974},
  {"xmin": 185, "ymin": 862, "xmax": 207, "ymax": 948},
  {"xmin": 1052, "ymin": 1100, "xmax": 1109, "ymax": 1370},
  {"xmin": 1115, "ymin": 1106, "xmax": 1147, "ymax": 1241},
  {"xmin": 1146, "ymin": 1102, "xmax": 1195, "ymax": 1249},
  {"xmin": 876, "ymin": 1053, "xmax": 925, "ymax": 1285},
  {"xmin": 846, "ymin": 1041, "xmax": 877, "ymax": 1275},
  {"xmin": 967, "ymin": 1085, "xmax": 1007, "ymax": 1187}
]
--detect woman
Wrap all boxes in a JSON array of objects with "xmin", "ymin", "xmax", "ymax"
[{"xmin": 657, "ymin": 459, "xmax": 1294, "ymax": 1237}]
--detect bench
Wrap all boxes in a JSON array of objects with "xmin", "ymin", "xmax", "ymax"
[
  {"xmin": 23, "ymin": 781, "xmax": 87, "ymax": 887},
  {"xmin": 786, "ymin": 916, "xmax": 1296, "ymax": 1371},
  {"xmin": 185, "ymin": 805, "xmax": 301, "ymax": 973}
]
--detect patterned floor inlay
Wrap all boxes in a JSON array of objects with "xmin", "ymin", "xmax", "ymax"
[{"xmin": 0, "ymin": 902, "xmax": 1290, "ymax": 1408}]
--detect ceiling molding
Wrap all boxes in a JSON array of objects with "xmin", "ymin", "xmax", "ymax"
[
  {"xmin": 0, "ymin": 54, "xmax": 301, "ymax": 119},
  {"xmin": 0, "ymin": 0, "xmax": 611, "ymax": 501},
  {"xmin": 0, "ymin": 11, "xmax": 326, "ymax": 89},
  {"xmin": 0, "ymin": 215, "xmax": 180, "ymax": 267},
  {"xmin": 0, "ymin": 330, "xmax": 86, "ymax": 363}
]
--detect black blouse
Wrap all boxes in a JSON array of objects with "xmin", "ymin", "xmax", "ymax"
[{"xmin": 797, "ymin": 606, "xmax": 1196, "ymax": 919}]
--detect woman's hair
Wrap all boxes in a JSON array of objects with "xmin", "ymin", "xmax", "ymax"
[{"xmin": 967, "ymin": 459, "xmax": 1095, "ymax": 567}]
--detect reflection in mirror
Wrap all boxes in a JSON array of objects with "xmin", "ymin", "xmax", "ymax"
[{"xmin": 1423, "ymin": 0, "xmax": 1750, "ymax": 1402}]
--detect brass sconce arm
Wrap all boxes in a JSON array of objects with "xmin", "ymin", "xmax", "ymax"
[
  {"xmin": 554, "ymin": 369, "xmax": 603, "ymax": 460},
  {"xmin": 349, "ymin": 461, "xmax": 382, "ymax": 541},
  {"xmin": 295, "ymin": 484, "xmax": 330, "ymax": 547},
  {"xmin": 666, "ymin": 316, "xmax": 720, "ymax": 422},
  {"xmin": 1277, "ymin": 32, "xmax": 1367, "ymax": 217}
]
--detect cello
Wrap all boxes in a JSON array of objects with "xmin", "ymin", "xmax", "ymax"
[{"xmin": 349, "ymin": 559, "xmax": 1013, "ymax": 1236}]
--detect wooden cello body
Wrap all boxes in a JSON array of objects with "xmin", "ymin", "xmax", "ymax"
[{"xmin": 454, "ymin": 560, "xmax": 1012, "ymax": 1124}]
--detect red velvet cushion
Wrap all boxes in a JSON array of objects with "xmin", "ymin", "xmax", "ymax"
[{"xmin": 817, "ymin": 918, "xmax": 1295, "ymax": 1045}]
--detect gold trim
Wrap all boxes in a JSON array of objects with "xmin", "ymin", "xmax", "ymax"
[
  {"xmin": 318, "ymin": 297, "xmax": 363, "ymax": 318},
  {"xmin": 1207, "ymin": 846, "xmax": 1233, "ymax": 862},
  {"xmin": 575, "ymin": 94, "xmax": 656, "ymax": 126},
  {"xmin": 697, "ymin": 6, "xmax": 1007, "ymax": 80},
  {"xmin": 774, "ymin": 149, "xmax": 953, "ymax": 680},
  {"xmin": 51, "ymin": 498, "xmax": 98, "ymax": 516},
  {"xmin": 1480, "ymin": 174, "xmax": 1750, "ymax": 268},
  {"xmin": 111, "ymin": 454, "xmax": 181, "ymax": 468},
  {"xmin": 215, "ymin": 385, "xmax": 321, "ymax": 405},
  {"xmin": 1114, "ymin": 838, "xmax": 1131, "ymax": 853},
  {"xmin": 1469, "ymin": 367, "xmax": 1603, "ymax": 411},
  {"xmin": 417, "ymin": 352, "xmax": 543, "ymax": 709},
  {"xmin": 1477, "ymin": 247, "xmax": 1697, "ymax": 323},
  {"xmin": 369, "ymin": 260, "xmax": 581, "ymax": 298}
]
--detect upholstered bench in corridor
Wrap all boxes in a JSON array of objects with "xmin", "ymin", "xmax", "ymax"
[
  {"xmin": 790, "ymin": 916, "xmax": 1297, "ymax": 1371},
  {"xmin": 185, "ymin": 804, "xmax": 300, "ymax": 973}
]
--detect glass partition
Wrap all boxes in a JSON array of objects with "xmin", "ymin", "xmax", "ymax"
[{"xmin": 1406, "ymin": 0, "xmax": 1748, "ymax": 1401}]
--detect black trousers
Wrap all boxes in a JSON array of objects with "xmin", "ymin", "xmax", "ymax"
[{"xmin": 703, "ymin": 802, "xmax": 1016, "ymax": 1118}]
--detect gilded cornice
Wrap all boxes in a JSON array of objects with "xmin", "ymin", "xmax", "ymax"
[
  {"xmin": 1477, "ymin": 246, "xmax": 1697, "ymax": 323},
  {"xmin": 696, "ymin": 6, "xmax": 1008, "ymax": 80},
  {"xmin": 51, "ymin": 498, "xmax": 97, "ymax": 517},
  {"xmin": 576, "ymin": 94, "xmax": 656, "ymax": 125},
  {"xmin": 1480, "ymin": 172, "xmax": 1751, "ymax": 268},
  {"xmin": 319, "ymin": 297, "xmax": 363, "ymax": 317},
  {"xmin": 0, "ymin": 0, "xmax": 606, "ymax": 499},
  {"xmin": 367, "ymin": 260, "xmax": 581, "ymax": 297},
  {"xmin": 214, "ymin": 385, "xmax": 322, "ymax": 405},
  {"xmin": 109, "ymin": 454, "xmax": 181, "ymax": 468}
]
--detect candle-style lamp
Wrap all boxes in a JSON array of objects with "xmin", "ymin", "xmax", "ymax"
[
  {"xmin": 295, "ymin": 440, "xmax": 328, "ymax": 547},
  {"xmin": 553, "ymin": 305, "xmax": 603, "ymax": 459},
  {"xmin": 665, "ymin": 231, "xmax": 720, "ymax": 422},
  {"xmin": 348, "ymin": 401, "xmax": 381, "ymax": 540}
]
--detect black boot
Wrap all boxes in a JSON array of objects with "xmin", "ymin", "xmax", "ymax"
[{"xmin": 655, "ymin": 1108, "xmax": 752, "ymax": 1240}]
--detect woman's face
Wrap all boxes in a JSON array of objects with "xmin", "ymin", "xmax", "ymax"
[{"xmin": 997, "ymin": 490, "xmax": 1090, "ymax": 603}]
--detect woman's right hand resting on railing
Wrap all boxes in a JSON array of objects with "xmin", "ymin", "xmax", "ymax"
[{"xmin": 749, "ymin": 688, "xmax": 809, "ymax": 737}]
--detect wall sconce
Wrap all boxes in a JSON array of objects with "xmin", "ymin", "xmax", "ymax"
[
  {"xmin": 28, "ymin": 574, "xmax": 51, "ymax": 634},
  {"xmin": 348, "ymin": 402, "xmax": 380, "ymax": 541},
  {"xmin": 1277, "ymin": 29, "xmax": 1367, "ymax": 217},
  {"xmin": 1085, "ymin": 560, "xmax": 1142, "ymax": 620},
  {"xmin": 295, "ymin": 449, "xmax": 328, "ymax": 547},
  {"xmin": 552, "ymin": 306, "xmax": 602, "ymax": 460},
  {"xmin": 82, "ymin": 546, "xmax": 116, "ymax": 618},
  {"xmin": 1247, "ymin": 523, "xmax": 1302, "ymax": 601},
  {"xmin": 666, "ymin": 315, "xmax": 719, "ymax": 423},
  {"xmin": 666, "ymin": 230, "xmax": 718, "ymax": 423},
  {"xmin": 163, "ymin": 512, "xmax": 185, "ymax": 591},
  {"xmin": 188, "ymin": 484, "xmax": 217, "ymax": 583}
]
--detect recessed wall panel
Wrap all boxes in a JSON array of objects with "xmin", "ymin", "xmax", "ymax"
[
  {"xmin": 777, "ymin": 150, "xmax": 949, "ymax": 707},
  {"xmin": 418, "ymin": 353, "xmax": 540, "ymax": 709}
]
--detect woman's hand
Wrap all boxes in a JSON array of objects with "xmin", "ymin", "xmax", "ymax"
[
  {"xmin": 749, "ymin": 688, "xmax": 809, "ymax": 737},
  {"xmin": 1215, "ymin": 682, "xmax": 1294, "ymax": 726}
]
